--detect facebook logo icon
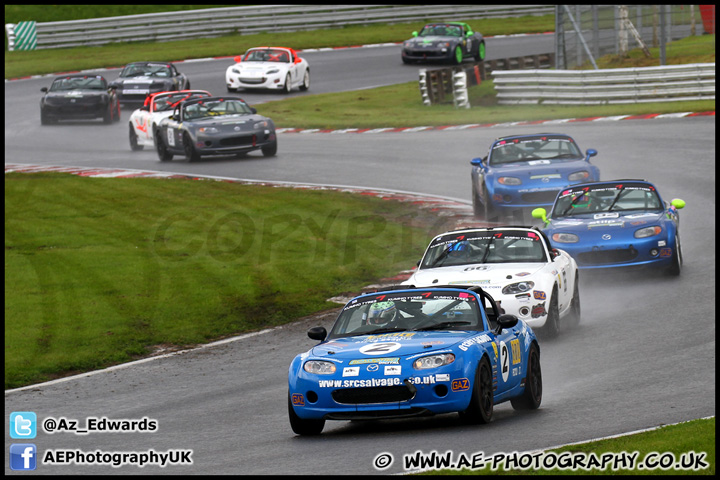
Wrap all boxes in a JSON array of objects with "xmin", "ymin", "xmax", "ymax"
[
  {"xmin": 10, "ymin": 411, "xmax": 37, "ymax": 439},
  {"xmin": 10, "ymin": 444, "xmax": 37, "ymax": 470}
]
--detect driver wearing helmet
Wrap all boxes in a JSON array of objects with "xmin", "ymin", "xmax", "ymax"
[{"xmin": 366, "ymin": 301, "xmax": 397, "ymax": 326}]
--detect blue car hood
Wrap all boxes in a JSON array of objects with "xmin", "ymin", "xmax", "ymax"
[
  {"xmin": 492, "ymin": 158, "xmax": 589, "ymax": 178},
  {"xmin": 311, "ymin": 331, "xmax": 477, "ymax": 359},
  {"xmin": 547, "ymin": 210, "xmax": 666, "ymax": 238}
]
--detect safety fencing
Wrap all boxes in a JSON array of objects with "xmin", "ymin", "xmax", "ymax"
[
  {"xmin": 5, "ymin": 4, "xmax": 553, "ymax": 51},
  {"xmin": 491, "ymin": 63, "xmax": 716, "ymax": 105}
]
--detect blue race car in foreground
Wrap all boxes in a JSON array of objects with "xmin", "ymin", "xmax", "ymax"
[
  {"xmin": 470, "ymin": 133, "xmax": 598, "ymax": 222},
  {"xmin": 532, "ymin": 180, "xmax": 686, "ymax": 275},
  {"xmin": 288, "ymin": 286, "xmax": 542, "ymax": 435}
]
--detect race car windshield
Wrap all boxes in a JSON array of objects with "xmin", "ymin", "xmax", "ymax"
[
  {"xmin": 420, "ymin": 231, "xmax": 547, "ymax": 268},
  {"xmin": 328, "ymin": 291, "xmax": 484, "ymax": 339},
  {"xmin": 121, "ymin": 64, "xmax": 171, "ymax": 78},
  {"xmin": 419, "ymin": 24, "xmax": 461, "ymax": 37},
  {"xmin": 244, "ymin": 49, "xmax": 291, "ymax": 63},
  {"xmin": 154, "ymin": 92, "xmax": 210, "ymax": 112},
  {"xmin": 50, "ymin": 77, "xmax": 107, "ymax": 91},
  {"xmin": 183, "ymin": 100, "xmax": 254, "ymax": 120},
  {"xmin": 553, "ymin": 185, "xmax": 663, "ymax": 217},
  {"xmin": 489, "ymin": 136, "xmax": 583, "ymax": 165}
]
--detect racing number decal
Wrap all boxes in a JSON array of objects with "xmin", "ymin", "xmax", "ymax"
[
  {"xmin": 562, "ymin": 269, "xmax": 568, "ymax": 293},
  {"xmin": 166, "ymin": 128, "xmax": 175, "ymax": 147},
  {"xmin": 510, "ymin": 339, "xmax": 521, "ymax": 365},
  {"xmin": 359, "ymin": 342, "xmax": 402, "ymax": 355},
  {"xmin": 499, "ymin": 341, "xmax": 509, "ymax": 382}
]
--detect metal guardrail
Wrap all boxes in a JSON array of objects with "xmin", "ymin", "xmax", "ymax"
[
  {"xmin": 492, "ymin": 63, "xmax": 716, "ymax": 105},
  {"xmin": 5, "ymin": 4, "xmax": 554, "ymax": 50}
]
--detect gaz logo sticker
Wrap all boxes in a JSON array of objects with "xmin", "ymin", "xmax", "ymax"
[
  {"xmin": 451, "ymin": 378, "xmax": 470, "ymax": 391},
  {"xmin": 291, "ymin": 393, "xmax": 304, "ymax": 406},
  {"xmin": 510, "ymin": 339, "xmax": 521, "ymax": 365},
  {"xmin": 359, "ymin": 342, "xmax": 401, "ymax": 355}
]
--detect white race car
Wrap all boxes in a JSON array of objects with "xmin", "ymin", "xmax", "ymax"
[
  {"xmin": 225, "ymin": 46, "xmax": 310, "ymax": 93},
  {"xmin": 403, "ymin": 227, "xmax": 580, "ymax": 338},
  {"xmin": 128, "ymin": 90, "xmax": 211, "ymax": 151}
]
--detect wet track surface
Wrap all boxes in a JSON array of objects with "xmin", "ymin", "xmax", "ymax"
[{"xmin": 4, "ymin": 36, "xmax": 715, "ymax": 475}]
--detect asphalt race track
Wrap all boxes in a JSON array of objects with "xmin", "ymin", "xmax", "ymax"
[{"xmin": 4, "ymin": 36, "xmax": 715, "ymax": 475}]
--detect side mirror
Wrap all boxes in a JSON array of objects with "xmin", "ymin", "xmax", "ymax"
[
  {"xmin": 671, "ymin": 198, "xmax": 686, "ymax": 210},
  {"xmin": 250, "ymin": 107, "xmax": 257, "ymax": 114},
  {"xmin": 586, "ymin": 149, "xmax": 598, "ymax": 160},
  {"xmin": 234, "ymin": 55, "xmax": 243, "ymax": 63},
  {"xmin": 532, "ymin": 207, "xmax": 548, "ymax": 225},
  {"xmin": 470, "ymin": 157, "xmax": 484, "ymax": 167},
  {"xmin": 412, "ymin": 31, "xmax": 418, "ymax": 37},
  {"xmin": 551, "ymin": 248, "xmax": 561, "ymax": 260},
  {"xmin": 495, "ymin": 314, "xmax": 518, "ymax": 333},
  {"xmin": 307, "ymin": 326, "xmax": 327, "ymax": 341},
  {"xmin": 41, "ymin": 87, "xmax": 48, "ymax": 93}
]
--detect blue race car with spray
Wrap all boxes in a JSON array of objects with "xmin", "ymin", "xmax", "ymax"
[
  {"xmin": 532, "ymin": 179, "xmax": 686, "ymax": 275},
  {"xmin": 470, "ymin": 133, "xmax": 599, "ymax": 222},
  {"xmin": 288, "ymin": 286, "xmax": 542, "ymax": 435}
]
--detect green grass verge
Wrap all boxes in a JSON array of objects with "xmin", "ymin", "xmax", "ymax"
[
  {"xmin": 417, "ymin": 417, "xmax": 714, "ymax": 475},
  {"xmin": 4, "ymin": 172, "xmax": 452, "ymax": 389}
]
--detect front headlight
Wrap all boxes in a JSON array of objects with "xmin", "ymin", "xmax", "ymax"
[
  {"xmin": 413, "ymin": 353, "xmax": 455, "ymax": 370},
  {"xmin": 231, "ymin": 67, "xmax": 241, "ymax": 74},
  {"xmin": 303, "ymin": 360, "xmax": 336, "ymax": 375},
  {"xmin": 634, "ymin": 226, "xmax": 662, "ymax": 238},
  {"xmin": 502, "ymin": 281, "xmax": 535, "ymax": 295},
  {"xmin": 498, "ymin": 176, "xmax": 522, "ymax": 185},
  {"xmin": 198, "ymin": 127, "xmax": 218, "ymax": 134},
  {"xmin": 552, "ymin": 233, "xmax": 579, "ymax": 243},
  {"xmin": 568, "ymin": 171, "xmax": 591, "ymax": 182},
  {"xmin": 254, "ymin": 120, "xmax": 268, "ymax": 129},
  {"xmin": 266, "ymin": 68, "xmax": 280, "ymax": 75}
]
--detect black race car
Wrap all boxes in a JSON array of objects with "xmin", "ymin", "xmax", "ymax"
[
  {"xmin": 401, "ymin": 22, "xmax": 485, "ymax": 65},
  {"xmin": 154, "ymin": 96, "xmax": 277, "ymax": 162},
  {"xmin": 109, "ymin": 62, "xmax": 191, "ymax": 108},
  {"xmin": 40, "ymin": 74, "xmax": 120, "ymax": 125}
]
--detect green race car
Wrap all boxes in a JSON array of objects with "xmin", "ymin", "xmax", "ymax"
[{"xmin": 401, "ymin": 22, "xmax": 486, "ymax": 65}]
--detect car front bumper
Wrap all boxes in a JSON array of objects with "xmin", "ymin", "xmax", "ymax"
[
  {"xmin": 555, "ymin": 236, "xmax": 676, "ymax": 270},
  {"xmin": 289, "ymin": 360, "xmax": 475, "ymax": 421},
  {"xmin": 226, "ymin": 72, "xmax": 286, "ymax": 90}
]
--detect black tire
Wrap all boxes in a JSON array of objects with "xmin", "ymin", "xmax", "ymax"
[
  {"xmin": 452, "ymin": 45, "xmax": 463, "ymax": 65},
  {"xmin": 567, "ymin": 272, "xmax": 581, "ymax": 327},
  {"xmin": 474, "ymin": 40, "xmax": 486, "ymax": 62},
  {"xmin": 288, "ymin": 394, "xmax": 325, "ymax": 435},
  {"xmin": 183, "ymin": 132, "xmax": 200, "ymax": 162},
  {"xmin": 511, "ymin": 343, "xmax": 542, "ymax": 410},
  {"xmin": 261, "ymin": 139, "xmax": 278, "ymax": 157},
  {"xmin": 540, "ymin": 287, "xmax": 560, "ymax": 339},
  {"xmin": 103, "ymin": 103, "xmax": 113, "ymax": 124},
  {"xmin": 299, "ymin": 69, "xmax": 310, "ymax": 91},
  {"xmin": 482, "ymin": 186, "xmax": 496, "ymax": 222},
  {"xmin": 284, "ymin": 74, "xmax": 292, "ymax": 94},
  {"xmin": 155, "ymin": 131, "xmax": 173, "ymax": 162},
  {"xmin": 129, "ymin": 124, "xmax": 144, "ymax": 151},
  {"xmin": 40, "ymin": 109, "xmax": 53, "ymax": 125},
  {"xmin": 459, "ymin": 357, "xmax": 493, "ymax": 424},
  {"xmin": 472, "ymin": 183, "xmax": 484, "ymax": 218},
  {"xmin": 668, "ymin": 234, "xmax": 682, "ymax": 276}
]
